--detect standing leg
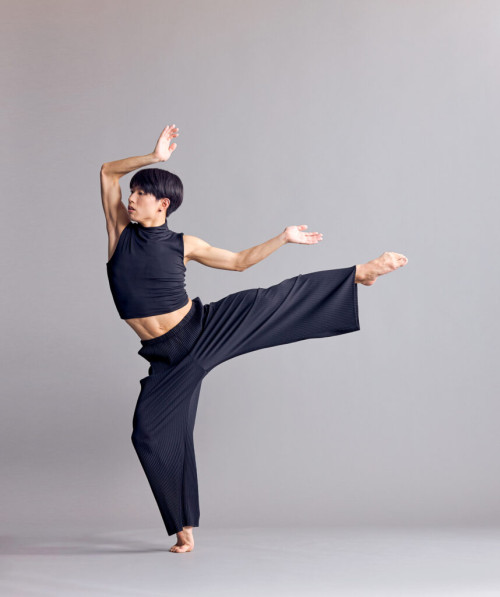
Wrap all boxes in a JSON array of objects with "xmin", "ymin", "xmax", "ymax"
[
  {"xmin": 131, "ymin": 354, "xmax": 206, "ymax": 537},
  {"xmin": 181, "ymin": 376, "xmax": 202, "ymax": 527}
]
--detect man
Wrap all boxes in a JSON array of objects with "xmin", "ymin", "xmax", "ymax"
[{"xmin": 101, "ymin": 123, "xmax": 408, "ymax": 552}]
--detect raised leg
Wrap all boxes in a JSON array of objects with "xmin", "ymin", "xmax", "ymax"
[{"xmin": 190, "ymin": 265, "xmax": 360, "ymax": 373}]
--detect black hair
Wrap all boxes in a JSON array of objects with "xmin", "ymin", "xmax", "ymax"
[{"xmin": 129, "ymin": 168, "xmax": 183, "ymax": 218}]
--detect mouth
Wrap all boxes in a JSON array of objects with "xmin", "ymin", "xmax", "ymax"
[{"xmin": 128, "ymin": 207, "xmax": 135, "ymax": 211}]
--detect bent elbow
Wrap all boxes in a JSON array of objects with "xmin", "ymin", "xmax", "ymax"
[{"xmin": 234, "ymin": 254, "xmax": 247, "ymax": 272}]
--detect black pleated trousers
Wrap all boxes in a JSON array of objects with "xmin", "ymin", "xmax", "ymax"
[{"xmin": 132, "ymin": 265, "xmax": 360, "ymax": 535}]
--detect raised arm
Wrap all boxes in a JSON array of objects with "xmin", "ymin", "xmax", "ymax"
[
  {"xmin": 100, "ymin": 124, "xmax": 179, "ymax": 230},
  {"xmin": 184, "ymin": 225, "xmax": 323, "ymax": 272}
]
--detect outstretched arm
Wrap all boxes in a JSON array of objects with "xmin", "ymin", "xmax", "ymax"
[{"xmin": 184, "ymin": 225, "xmax": 323, "ymax": 272}]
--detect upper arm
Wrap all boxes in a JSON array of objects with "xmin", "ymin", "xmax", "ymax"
[
  {"xmin": 100, "ymin": 165, "xmax": 130, "ymax": 232},
  {"xmin": 183, "ymin": 235, "xmax": 244, "ymax": 271}
]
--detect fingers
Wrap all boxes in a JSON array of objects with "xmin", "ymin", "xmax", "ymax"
[
  {"xmin": 290, "ymin": 225, "xmax": 324, "ymax": 244},
  {"xmin": 162, "ymin": 124, "xmax": 180, "ymax": 137},
  {"xmin": 303, "ymin": 232, "xmax": 323, "ymax": 244}
]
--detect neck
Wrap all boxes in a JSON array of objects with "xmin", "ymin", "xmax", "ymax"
[{"xmin": 138, "ymin": 218, "xmax": 168, "ymax": 229}]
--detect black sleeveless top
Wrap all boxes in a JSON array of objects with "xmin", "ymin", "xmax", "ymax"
[{"xmin": 106, "ymin": 220, "xmax": 189, "ymax": 319}]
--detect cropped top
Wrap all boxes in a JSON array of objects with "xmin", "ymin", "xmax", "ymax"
[{"xmin": 106, "ymin": 220, "xmax": 189, "ymax": 319}]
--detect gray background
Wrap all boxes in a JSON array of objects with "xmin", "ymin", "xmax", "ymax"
[{"xmin": 2, "ymin": 0, "xmax": 499, "ymax": 536}]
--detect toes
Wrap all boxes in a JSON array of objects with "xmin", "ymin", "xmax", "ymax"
[{"xmin": 170, "ymin": 544, "xmax": 193, "ymax": 553}]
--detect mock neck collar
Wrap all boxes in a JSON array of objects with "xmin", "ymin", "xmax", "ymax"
[{"xmin": 137, "ymin": 219, "xmax": 169, "ymax": 232}]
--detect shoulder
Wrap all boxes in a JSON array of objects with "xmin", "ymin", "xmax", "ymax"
[{"xmin": 181, "ymin": 234, "xmax": 210, "ymax": 261}]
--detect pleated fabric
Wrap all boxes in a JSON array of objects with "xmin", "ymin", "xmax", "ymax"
[{"xmin": 132, "ymin": 264, "xmax": 360, "ymax": 535}]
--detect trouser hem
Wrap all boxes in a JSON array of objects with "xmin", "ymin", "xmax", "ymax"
[
  {"xmin": 352, "ymin": 264, "xmax": 361, "ymax": 331},
  {"xmin": 166, "ymin": 522, "xmax": 200, "ymax": 536}
]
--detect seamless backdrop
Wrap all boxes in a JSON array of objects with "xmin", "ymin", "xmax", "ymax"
[{"xmin": 1, "ymin": 0, "xmax": 499, "ymax": 533}]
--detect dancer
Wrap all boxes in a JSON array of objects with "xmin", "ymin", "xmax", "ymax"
[{"xmin": 101, "ymin": 124, "xmax": 408, "ymax": 553}]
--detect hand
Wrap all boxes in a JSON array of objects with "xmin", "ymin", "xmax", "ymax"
[
  {"xmin": 283, "ymin": 225, "xmax": 323, "ymax": 244},
  {"xmin": 152, "ymin": 124, "xmax": 179, "ymax": 162}
]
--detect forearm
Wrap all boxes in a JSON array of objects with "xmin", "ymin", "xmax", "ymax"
[
  {"xmin": 101, "ymin": 153, "xmax": 161, "ymax": 178},
  {"xmin": 238, "ymin": 231, "xmax": 288, "ymax": 270}
]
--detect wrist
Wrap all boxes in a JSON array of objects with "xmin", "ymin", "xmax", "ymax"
[
  {"xmin": 279, "ymin": 230, "xmax": 288, "ymax": 245},
  {"xmin": 150, "ymin": 153, "xmax": 162, "ymax": 164}
]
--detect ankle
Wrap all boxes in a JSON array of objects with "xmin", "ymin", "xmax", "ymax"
[{"xmin": 354, "ymin": 264, "xmax": 365, "ymax": 284}]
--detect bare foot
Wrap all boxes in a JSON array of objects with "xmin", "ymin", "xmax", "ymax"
[
  {"xmin": 170, "ymin": 526, "xmax": 194, "ymax": 553},
  {"xmin": 355, "ymin": 252, "xmax": 408, "ymax": 286}
]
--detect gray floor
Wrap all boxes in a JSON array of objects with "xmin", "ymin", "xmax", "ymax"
[{"xmin": 1, "ymin": 526, "xmax": 500, "ymax": 596}]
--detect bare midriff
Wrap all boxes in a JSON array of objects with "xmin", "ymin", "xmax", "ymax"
[{"xmin": 124, "ymin": 297, "xmax": 193, "ymax": 341}]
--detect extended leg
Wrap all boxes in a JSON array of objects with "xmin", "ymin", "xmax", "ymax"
[{"xmin": 190, "ymin": 265, "xmax": 360, "ymax": 373}]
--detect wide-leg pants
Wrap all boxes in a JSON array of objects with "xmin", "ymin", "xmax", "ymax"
[{"xmin": 132, "ymin": 265, "xmax": 360, "ymax": 536}]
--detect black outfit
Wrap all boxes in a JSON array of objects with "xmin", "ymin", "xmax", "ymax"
[
  {"xmin": 106, "ymin": 220, "xmax": 189, "ymax": 319},
  {"xmin": 107, "ymin": 220, "xmax": 361, "ymax": 536}
]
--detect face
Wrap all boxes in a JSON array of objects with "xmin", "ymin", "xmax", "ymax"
[{"xmin": 127, "ymin": 187, "xmax": 170, "ymax": 224}]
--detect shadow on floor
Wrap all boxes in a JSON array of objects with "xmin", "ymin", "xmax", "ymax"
[{"xmin": 0, "ymin": 532, "xmax": 171, "ymax": 556}]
